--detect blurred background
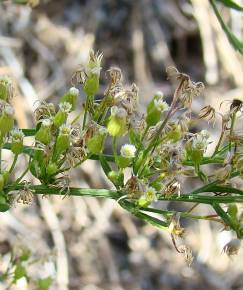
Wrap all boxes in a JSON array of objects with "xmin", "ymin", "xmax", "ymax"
[{"xmin": 0, "ymin": 0, "xmax": 243, "ymax": 290}]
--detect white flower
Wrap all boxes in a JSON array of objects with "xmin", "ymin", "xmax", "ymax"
[
  {"xmin": 10, "ymin": 128, "xmax": 24, "ymax": 141},
  {"xmin": 59, "ymin": 102, "xmax": 72, "ymax": 113},
  {"xmin": 98, "ymin": 126, "xmax": 107, "ymax": 135},
  {"xmin": 145, "ymin": 187, "xmax": 157, "ymax": 202},
  {"xmin": 69, "ymin": 87, "xmax": 79, "ymax": 96},
  {"xmin": 154, "ymin": 99, "xmax": 169, "ymax": 112},
  {"xmin": 120, "ymin": 144, "xmax": 136, "ymax": 159},
  {"xmin": 42, "ymin": 118, "xmax": 52, "ymax": 127},
  {"xmin": 200, "ymin": 130, "xmax": 210, "ymax": 139},
  {"xmin": 154, "ymin": 91, "xmax": 164, "ymax": 98},
  {"xmin": 4, "ymin": 105, "xmax": 15, "ymax": 116},
  {"xmin": 59, "ymin": 124, "xmax": 71, "ymax": 135}
]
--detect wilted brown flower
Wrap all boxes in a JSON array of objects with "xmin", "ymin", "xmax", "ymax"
[
  {"xmin": 223, "ymin": 238, "xmax": 241, "ymax": 256},
  {"xmin": 199, "ymin": 105, "xmax": 216, "ymax": 123},
  {"xmin": 178, "ymin": 245, "xmax": 194, "ymax": 266}
]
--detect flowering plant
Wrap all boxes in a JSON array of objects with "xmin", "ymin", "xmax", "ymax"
[{"xmin": 0, "ymin": 51, "xmax": 242, "ymax": 265}]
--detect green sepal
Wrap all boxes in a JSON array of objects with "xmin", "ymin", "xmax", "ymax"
[
  {"xmin": 107, "ymin": 116, "xmax": 127, "ymax": 137},
  {"xmin": 0, "ymin": 195, "xmax": 10, "ymax": 212},
  {"xmin": 0, "ymin": 113, "xmax": 14, "ymax": 136},
  {"xmin": 87, "ymin": 133, "xmax": 106, "ymax": 154},
  {"xmin": 117, "ymin": 156, "xmax": 131, "ymax": 168},
  {"xmin": 108, "ymin": 170, "xmax": 124, "ymax": 187},
  {"xmin": 35, "ymin": 125, "xmax": 52, "ymax": 145},
  {"xmin": 60, "ymin": 92, "xmax": 77, "ymax": 111},
  {"xmin": 84, "ymin": 75, "xmax": 99, "ymax": 96},
  {"xmin": 53, "ymin": 111, "xmax": 67, "ymax": 128},
  {"xmin": 11, "ymin": 142, "xmax": 23, "ymax": 155}
]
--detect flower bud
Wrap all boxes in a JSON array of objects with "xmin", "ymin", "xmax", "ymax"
[
  {"xmin": 146, "ymin": 93, "xmax": 169, "ymax": 126},
  {"xmin": 108, "ymin": 170, "xmax": 124, "ymax": 187},
  {"xmin": 35, "ymin": 119, "xmax": 52, "ymax": 145},
  {"xmin": 0, "ymin": 174, "xmax": 4, "ymax": 191},
  {"xmin": 87, "ymin": 127, "xmax": 107, "ymax": 154},
  {"xmin": 83, "ymin": 51, "xmax": 103, "ymax": 96},
  {"xmin": 60, "ymin": 87, "xmax": 79, "ymax": 111},
  {"xmin": 53, "ymin": 102, "xmax": 72, "ymax": 127},
  {"xmin": 0, "ymin": 105, "xmax": 15, "ymax": 137},
  {"xmin": 0, "ymin": 76, "xmax": 13, "ymax": 102},
  {"xmin": 10, "ymin": 128, "xmax": 24, "ymax": 154},
  {"xmin": 0, "ymin": 194, "xmax": 9, "ymax": 212},
  {"xmin": 53, "ymin": 124, "xmax": 71, "ymax": 161},
  {"xmin": 107, "ymin": 106, "xmax": 127, "ymax": 137},
  {"xmin": 46, "ymin": 162, "xmax": 58, "ymax": 176},
  {"xmin": 165, "ymin": 123, "xmax": 182, "ymax": 142}
]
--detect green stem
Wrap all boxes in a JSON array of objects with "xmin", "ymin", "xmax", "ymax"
[
  {"xmin": 82, "ymin": 95, "xmax": 93, "ymax": 129},
  {"xmin": 8, "ymin": 154, "xmax": 18, "ymax": 174},
  {"xmin": 112, "ymin": 136, "xmax": 118, "ymax": 164},
  {"xmin": 229, "ymin": 112, "xmax": 236, "ymax": 152}
]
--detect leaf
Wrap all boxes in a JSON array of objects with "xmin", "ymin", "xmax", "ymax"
[
  {"xmin": 213, "ymin": 203, "xmax": 238, "ymax": 232},
  {"xmin": 129, "ymin": 128, "xmax": 142, "ymax": 148},
  {"xmin": 210, "ymin": 0, "xmax": 243, "ymax": 54},
  {"xmin": 216, "ymin": 0, "xmax": 243, "ymax": 11},
  {"xmin": 99, "ymin": 155, "xmax": 112, "ymax": 176},
  {"xmin": 35, "ymin": 277, "xmax": 52, "ymax": 290}
]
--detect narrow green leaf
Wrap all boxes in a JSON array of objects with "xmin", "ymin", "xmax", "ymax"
[
  {"xmin": 213, "ymin": 203, "xmax": 238, "ymax": 231},
  {"xmin": 210, "ymin": 0, "xmax": 243, "ymax": 54},
  {"xmin": 99, "ymin": 155, "xmax": 112, "ymax": 176},
  {"xmin": 216, "ymin": 0, "xmax": 243, "ymax": 11},
  {"xmin": 22, "ymin": 129, "xmax": 36, "ymax": 136}
]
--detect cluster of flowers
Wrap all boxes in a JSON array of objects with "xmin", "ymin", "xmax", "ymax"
[{"xmin": 0, "ymin": 50, "xmax": 242, "ymax": 264}]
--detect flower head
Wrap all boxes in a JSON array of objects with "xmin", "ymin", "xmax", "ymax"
[
  {"xmin": 120, "ymin": 144, "xmax": 136, "ymax": 159},
  {"xmin": 154, "ymin": 98, "xmax": 169, "ymax": 112},
  {"xmin": 59, "ymin": 102, "xmax": 72, "ymax": 113},
  {"xmin": 10, "ymin": 128, "xmax": 24, "ymax": 145},
  {"xmin": 69, "ymin": 87, "xmax": 79, "ymax": 97}
]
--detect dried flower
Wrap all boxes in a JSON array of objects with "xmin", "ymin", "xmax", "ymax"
[
  {"xmin": 34, "ymin": 101, "xmax": 55, "ymax": 121},
  {"xmin": 199, "ymin": 105, "xmax": 216, "ymax": 123},
  {"xmin": 178, "ymin": 245, "xmax": 194, "ymax": 266},
  {"xmin": 17, "ymin": 182, "xmax": 34, "ymax": 205},
  {"xmin": 223, "ymin": 238, "xmax": 241, "ymax": 256},
  {"xmin": 168, "ymin": 214, "xmax": 184, "ymax": 237},
  {"xmin": 163, "ymin": 179, "xmax": 181, "ymax": 198},
  {"xmin": 123, "ymin": 176, "xmax": 145, "ymax": 199},
  {"xmin": 214, "ymin": 164, "xmax": 232, "ymax": 182},
  {"xmin": 66, "ymin": 146, "xmax": 87, "ymax": 167}
]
